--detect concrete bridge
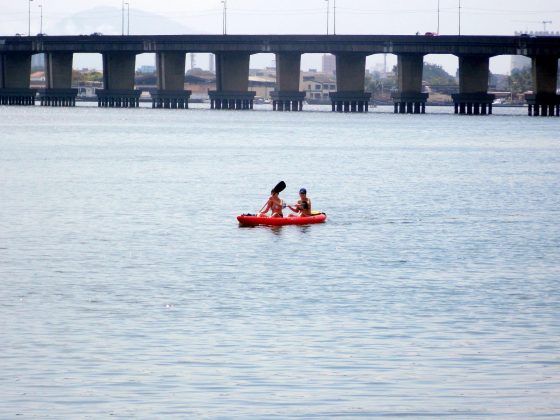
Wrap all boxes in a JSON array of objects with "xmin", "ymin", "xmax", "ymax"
[{"xmin": 1, "ymin": 34, "xmax": 559, "ymax": 116}]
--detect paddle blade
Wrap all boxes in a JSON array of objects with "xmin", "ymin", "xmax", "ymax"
[{"xmin": 272, "ymin": 181, "xmax": 286, "ymax": 194}]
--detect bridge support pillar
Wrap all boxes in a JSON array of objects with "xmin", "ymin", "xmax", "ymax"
[
  {"xmin": 0, "ymin": 53, "xmax": 36, "ymax": 105},
  {"xmin": 151, "ymin": 52, "xmax": 191, "ymax": 109},
  {"xmin": 392, "ymin": 54, "xmax": 428, "ymax": 114},
  {"xmin": 330, "ymin": 53, "xmax": 371, "ymax": 112},
  {"xmin": 452, "ymin": 55, "xmax": 494, "ymax": 115},
  {"xmin": 271, "ymin": 52, "xmax": 305, "ymax": 111},
  {"xmin": 38, "ymin": 52, "xmax": 78, "ymax": 107},
  {"xmin": 525, "ymin": 56, "xmax": 560, "ymax": 117},
  {"xmin": 97, "ymin": 52, "xmax": 140, "ymax": 108},
  {"xmin": 209, "ymin": 52, "xmax": 256, "ymax": 110}
]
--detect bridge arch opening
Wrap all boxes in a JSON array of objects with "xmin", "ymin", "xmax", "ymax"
[
  {"xmin": 366, "ymin": 53, "xmax": 397, "ymax": 107},
  {"xmin": 185, "ymin": 53, "xmax": 215, "ymax": 102},
  {"xmin": 72, "ymin": 53, "xmax": 104, "ymax": 100},
  {"xmin": 300, "ymin": 53, "xmax": 337, "ymax": 106},
  {"xmin": 249, "ymin": 53, "xmax": 276, "ymax": 104},
  {"xmin": 423, "ymin": 54, "xmax": 459, "ymax": 107},
  {"xmin": 489, "ymin": 55, "xmax": 522, "ymax": 106},
  {"xmin": 135, "ymin": 53, "xmax": 157, "ymax": 100},
  {"xmin": 30, "ymin": 53, "xmax": 46, "ymax": 89}
]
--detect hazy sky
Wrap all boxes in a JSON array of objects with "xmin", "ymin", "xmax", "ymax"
[{"xmin": 2, "ymin": 0, "xmax": 559, "ymax": 73}]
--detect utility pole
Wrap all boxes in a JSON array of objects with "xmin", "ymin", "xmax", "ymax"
[
  {"xmin": 28, "ymin": 0, "xmax": 33, "ymax": 36},
  {"xmin": 542, "ymin": 20, "xmax": 552, "ymax": 32},
  {"xmin": 325, "ymin": 0, "xmax": 330, "ymax": 35},
  {"xmin": 333, "ymin": 0, "xmax": 336, "ymax": 35},
  {"xmin": 121, "ymin": 0, "xmax": 124, "ymax": 35},
  {"xmin": 383, "ymin": 53, "xmax": 387, "ymax": 76},
  {"xmin": 125, "ymin": 2, "xmax": 130, "ymax": 35},
  {"xmin": 458, "ymin": 0, "xmax": 461, "ymax": 35},
  {"xmin": 38, "ymin": 3, "xmax": 43, "ymax": 34},
  {"xmin": 222, "ymin": 0, "xmax": 227, "ymax": 35},
  {"xmin": 437, "ymin": 0, "xmax": 440, "ymax": 34}
]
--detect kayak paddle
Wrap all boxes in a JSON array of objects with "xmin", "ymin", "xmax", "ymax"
[{"xmin": 258, "ymin": 181, "xmax": 286, "ymax": 213}]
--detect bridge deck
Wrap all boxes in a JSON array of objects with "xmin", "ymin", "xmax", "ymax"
[{"xmin": 1, "ymin": 35, "xmax": 559, "ymax": 56}]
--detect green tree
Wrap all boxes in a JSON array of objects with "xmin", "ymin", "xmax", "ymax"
[
  {"xmin": 365, "ymin": 71, "xmax": 395, "ymax": 97},
  {"xmin": 422, "ymin": 63, "xmax": 456, "ymax": 86},
  {"xmin": 73, "ymin": 69, "xmax": 103, "ymax": 83},
  {"xmin": 509, "ymin": 66, "xmax": 532, "ymax": 94}
]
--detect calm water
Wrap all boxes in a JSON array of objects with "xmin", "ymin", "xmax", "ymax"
[{"xmin": 1, "ymin": 104, "xmax": 559, "ymax": 418}]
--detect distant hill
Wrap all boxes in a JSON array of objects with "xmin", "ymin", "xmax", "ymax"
[
  {"xmin": 48, "ymin": 7, "xmax": 211, "ymax": 70},
  {"xmin": 50, "ymin": 6, "xmax": 205, "ymax": 36}
]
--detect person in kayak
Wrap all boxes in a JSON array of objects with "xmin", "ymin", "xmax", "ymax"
[
  {"xmin": 258, "ymin": 190, "xmax": 285, "ymax": 218},
  {"xmin": 288, "ymin": 188, "xmax": 312, "ymax": 217}
]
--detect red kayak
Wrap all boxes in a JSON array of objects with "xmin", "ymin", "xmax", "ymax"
[{"xmin": 237, "ymin": 212, "xmax": 327, "ymax": 226}]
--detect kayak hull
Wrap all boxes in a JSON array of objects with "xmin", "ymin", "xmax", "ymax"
[{"xmin": 237, "ymin": 213, "xmax": 327, "ymax": 226}]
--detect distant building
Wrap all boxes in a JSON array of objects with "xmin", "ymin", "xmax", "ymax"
[
  {"xmin": 30, "ymin": 70, "xmax": 46, "ymax": 88},
  {"xmin": 31, "ymin": 53, "xmax": 44, "ymax": 70},
  {"xmin": 301, "ymin": 71, "xmax": 336, "ymax": 102},
  {"xmin": 249, "ymin": 75, "xmax": 276, "ymax": 100},
  {"xmin": 322, "ymin": 54, "xmax": 336, "ymax": 75},
  {"xmin": 209, "ymin": 54, "xmax": 215, "ymax": 73},
  {"xmin": 185, "ymin": 69, "xmax": 216, "ymax": 100},
  {"xmin": 249, "ymin": 67, "xmax": 276, "ymax": 78},
  {"xmin": 138, "ymin": 65, "xmax": 156, "ymax": 74}
]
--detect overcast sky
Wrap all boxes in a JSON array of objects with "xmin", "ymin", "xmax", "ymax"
[{"xmin": 2, "ymin": 0, "xmax": 559, "ymax": 73}]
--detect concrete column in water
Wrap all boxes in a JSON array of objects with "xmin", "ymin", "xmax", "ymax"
[
  {"xmin": 525, "ymin": 56, "xmax": 560, "ymax": 117},
  {"xmin": 151, "ymin": 52, "xmax": 191, "ymax": 109},
  {"xmin": 39, "ymin": 52, "xmax": 78, "ymax": 107},
  {"xmin": 329, "ymin": 53, "xmax": 371, "ymax": 113},
  {"xmin": 271, "ymin": 52, "xmax": 305, "ymax": 111},
  {"xmin": 0, "ymin": 53, "xmax": 37, "ymax": 106},
  {"xmin": 209, "ymin": 52, "xmax": 256, "ymax": 110},
  {"xmin": 97, "ymin": 52, "xmax": 141, "ymax": 108},
  {"xmin": 391, "ymin": 54, "xmax": 429, "ymax": 114},
  {"xmin": 452, "ymin": 55, "xmax": 495, "ymax": 115}
]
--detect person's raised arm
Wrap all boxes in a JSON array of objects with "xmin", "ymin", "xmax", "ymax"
[{"xmin": 258, "ymin": 198, "xmax": 272, "ymax": 216}]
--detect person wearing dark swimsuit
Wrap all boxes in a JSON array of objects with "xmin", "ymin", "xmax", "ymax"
[{"xmin": 289, "ymin": 188, "xmax": 312, "ymax": 217}]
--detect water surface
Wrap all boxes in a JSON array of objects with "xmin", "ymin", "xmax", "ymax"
[{"xmin": 1, "ymin": 105, "xmax": 559, "ymax": 418}]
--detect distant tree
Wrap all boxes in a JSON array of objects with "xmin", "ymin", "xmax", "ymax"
[
  {"xmin": 73, "ymin": 69, "xmax": 103, "ymax": 83},
  {"xmin": 370, "ymin": 70, "xmax": 383, "ymax": 80},
  {"xmin": 422, "ymin": 63, "xmax": 456, "ymax": 86},
  {"xmin": 489, "ymin": 72, "xmax": 511, "ymax": 91},
  {"xmin": 365, "ymin": 71, "xmax": 395, "ymax": 95},
  {"xmin": 186, "ymin": 68, "xmax": 215, "ymax": 78},
  {"xmin": 135, "ymin": 73, "xmax": 157, "ymax": 85},
  {"xmin": 509, "ymin": 66, "xmax": 532, "ymax": 94},
  {"xmin": 365, "ymin": 73, "xmax": 378, "ymax": 92}
]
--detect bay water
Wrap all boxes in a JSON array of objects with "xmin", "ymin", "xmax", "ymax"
[{"xmin": 1, "ymin": 104, "xmax": 559, "ymax": 418}]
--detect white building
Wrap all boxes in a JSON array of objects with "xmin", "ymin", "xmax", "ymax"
[{"xmin": 301, "ymin": 72, "xmax": 336, "ymax": 102}]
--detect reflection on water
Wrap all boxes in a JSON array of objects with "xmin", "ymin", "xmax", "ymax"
[{"xmin": 1, "ymin": 105, "xmax": 559, "ymax": 418}]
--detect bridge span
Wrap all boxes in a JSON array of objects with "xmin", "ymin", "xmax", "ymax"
[{"xmin": 1, "ymin": 35, "xmax": 559, "ymax": 116}]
